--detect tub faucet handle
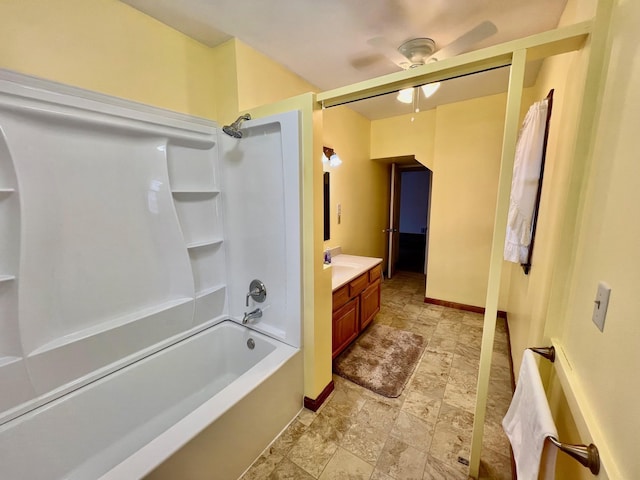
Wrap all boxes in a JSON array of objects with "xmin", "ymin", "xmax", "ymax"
[{"xmin": 245, "ymin": 279, "xmax": 267, "ymax": 306}]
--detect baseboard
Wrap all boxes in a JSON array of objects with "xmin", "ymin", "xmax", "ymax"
[
  {"xmin": 303, "ymin": 380, "xmax": 334, "ymax": 412},
  {"xmin": 424, "ymin": 297, "xmax": 507, "ymax": 319}
]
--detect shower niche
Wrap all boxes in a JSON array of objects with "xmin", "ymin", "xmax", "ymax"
[{"xmin": 0, "ymin": 70, "xmax": 301, "ymax": 427}]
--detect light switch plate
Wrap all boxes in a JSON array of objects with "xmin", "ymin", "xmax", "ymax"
[{"xmin": 592, "ymin": 281, "xmax": 611, "ymax": 332}]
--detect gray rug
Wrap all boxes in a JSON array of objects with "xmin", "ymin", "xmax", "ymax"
[{"xmin": 333, "ymin": 324, "xmax": 426, "ymax": 398}]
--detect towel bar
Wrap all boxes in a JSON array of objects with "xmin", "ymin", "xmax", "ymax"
[
  {"xmin": 528, "ymin": 345, "xmax": 600, "ymax": 475},
  {"xmin": 529, "ymin": 345, "xmax": 555, "ymax": 362},
  {"xmin": 547, "ymin": 436, "xmax": 600, "ymax": 475}
]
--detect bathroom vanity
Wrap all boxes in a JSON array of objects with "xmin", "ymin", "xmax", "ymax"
[{"xmin": 330, "ymin": 254, "xmax": 382, "ymax": 358}]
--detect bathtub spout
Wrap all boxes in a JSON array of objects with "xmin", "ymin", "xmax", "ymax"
[{"xmin": 243, "ymin": 308, "xmax": 263, "ymax": 324}]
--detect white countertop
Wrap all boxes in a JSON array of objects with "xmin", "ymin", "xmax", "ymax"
[{"xmin": 330, "ymin": 254, "xmax": 383, "ymax": 291}]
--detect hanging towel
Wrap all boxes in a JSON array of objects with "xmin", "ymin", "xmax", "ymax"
[
  {"xmin": 503, "ymin": 350, "xmax": 558, "ymax": 480},
  {"xmin": 504, "ymin": 98, "xmax": 549, "ymax": 263}
]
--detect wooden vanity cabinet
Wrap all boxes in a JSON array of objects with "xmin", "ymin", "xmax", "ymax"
[
  {"xmin": 332, "ymin": 297, "xmax": 360, "ymax": 359},
  {"xmin": 332, "ymin": 264, "xmax": 382, "ymax": 358},
  {"xmin": 360, "ymin": 279, "xmax": 381, "ymax": 330}
]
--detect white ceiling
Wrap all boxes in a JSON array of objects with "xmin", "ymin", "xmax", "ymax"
[{"xmin": 121, "ymin": 0, "xmax": 567, "ymax": 119}]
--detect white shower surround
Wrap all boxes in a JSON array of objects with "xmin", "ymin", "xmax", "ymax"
[{"xmin": 0, "ymin": 70, "xmax": 303, "ymax": 479}]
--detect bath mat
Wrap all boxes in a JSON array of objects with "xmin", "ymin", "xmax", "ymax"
[{"xmin": 333, "ymin": 324, "xmax": 426, "ymax": 398}]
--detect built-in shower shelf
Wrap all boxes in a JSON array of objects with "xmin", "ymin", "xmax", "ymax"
[
  {"xmin": 186, "ymin": 238, "xmax": 223, "ymax": 250},
  {"xmin": 29, "ymin": 297, "xmax": 194, "ymax": 357},
  {"xmin": 0, "ymin": 188, "xmax": 15, "ymax": 194},
  {"xmin": 194, "ymin": 285, "xmax": 226, "ymax": 325},
  {"xmin": 171, "ymin": 189, "xmax": 219, "ymax": 194},
  {"xmin": 0, "ymin": 275, "xmax": 15, "ymax": 283},
  {"xmin": 0, "ymin": 356, "xmax": 21, "ymax": 368},
  {"xmin": 196, "ymin": 284, "xmax": 226, "ymax": 299}
]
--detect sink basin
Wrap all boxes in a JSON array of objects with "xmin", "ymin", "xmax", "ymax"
[
  {"xmin": 331, "ymin": 264, "xmax": 357, "ymax": 276},
  {"xmin": 331, "ymin": 261, "xmax": 362, "ymax": 269}
]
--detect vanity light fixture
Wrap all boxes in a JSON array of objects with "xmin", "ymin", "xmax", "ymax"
[
  {"xmin": 396, "ymin": 82, "xmax": 441, "ymax": 104},
  {"xmin": 322, "ymin": 146, "xmax": 342, "ymax": 167}
]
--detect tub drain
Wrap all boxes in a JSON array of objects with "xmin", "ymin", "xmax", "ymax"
[{"xmin": 247, "ymin": 338, "xmax": 255, "ymax": 350}]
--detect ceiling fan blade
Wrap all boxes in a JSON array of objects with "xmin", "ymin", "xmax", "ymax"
[
  {"xmin": 349, "ymin": 53, "xmax": 387, "ymax": 70},
  {"xmin": 429, "ymin": 21, "xmax": 498, "ymax": 61},
  {"xmin": 367, "ymin": 36, "xmax": 411, "ymax": 69}
]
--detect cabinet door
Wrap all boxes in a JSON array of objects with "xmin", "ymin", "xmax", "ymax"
[
  {"xmin": 360, "ymin": 279, "xmax": 381, "ymax": 331},
  {"xmin": 332, "ymin": 297, "xmax": 360, "ymax": 358}
]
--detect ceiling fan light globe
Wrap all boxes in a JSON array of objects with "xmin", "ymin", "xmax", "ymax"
[
  {"xmin": 421, "ymin": 82, "xmax": 441, "ymax": 98},
  {"xmin": 397, "ymin": 88, "xmax": 414, "ymax": 103}
]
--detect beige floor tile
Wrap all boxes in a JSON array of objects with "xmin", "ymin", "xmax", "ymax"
[
  {"xmin": 267, "ymin": 419, "xmax": 308, "ymax": 457},
  {"xmin": 317, "ymin": 447, "xmax": 374, "ymax": 480},
  {"xmin": 402, "ymin": 302, "xmax": 425, "ymax": 316},
  {"xmin": 440, "ymin": 309, "xmax": 465, "ymax": 321},
  {"xmin": 240, "ymin": 452, "xmax": 283, "ymax": 480},
  {"xmin": 426, "ymin": 334, "xmax": 457, "ymax": 354},
  {"xmin": 429, "ymin": 426, "xmax": 471, "ymax": 476},
  {"xmin": 377, "ymin": 436, "xmax": 428, "ymax": 480},
  {"xmin": 356, "ymin": 398, "xmax": 400, "ymax": 431},
  {"xmin": 420, "ymin": 304, "xmax": 444, "ymax": 318},
  {"xmin": 435, "ymin": 403, "xmax": 474, "ymax": 433},
  {"xmin": 296, "ymin": 408, "xmax": 317, "ymax": 427},
  {"xmin": 307, "ymin": 408, "xmax": 355, "ymax": 443},
  {"xmin": 263, "ymin": 272, "xmax": 514, "ymax": 480},
  {"xmin": 479, "ymin": 447, "xmax": 513, "ymax": 480},
  {"xmin": 324, "ymin": 388, "xmax": 366, "ymax": 418},
  {"xmin": 407, "ymin": 370, "xmax": 447, "ymax": 399},
  {"xmin": 482, "ymin": 418, "xmax": 511, "ymax": 455},
  {"xmin": 443, "ymin": 367, "xmax": 478, "ymax": 413},
  {"xmin": 451, "ymin": 353, "xmax": 479, "ymax": 374},
  {"xmin": 390, "ymin": 411, "xmax": 434, "ymax": 451},
  {"xmin": 340, "ymin": 419, "xmax": 387, "ymax": 464},
  {"xmin": 418, "ymin": 351, "xmax": 453, "ymax": 375},
  {"xmin": 268, "ymin": 458, "xmax": 315, "ymax": 480},
  {"xmin": 454, "ymin": 342, "xmax": 481, "ymax": 360},
  {"xmin": 401, "ymin": 390, "xmax": 442, "ymax": 426},
  {"xmin": 370, "ymin": 469, "xmax": 395, "ymax": 480},
  {"xmin": 287, "ymin": 430, "xmax": 338, "ymax": 477},
  {"xmin": 422, "ymin": 454, "xmax": 470, "ymax": 480}
]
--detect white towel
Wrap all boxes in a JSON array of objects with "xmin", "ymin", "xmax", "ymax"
[
  {"xmin": 503, "ymin": 350, "xmax": 558, "ymax": 480},
  {"xmin": 504, "ymin": 98, "xmax": 549, "ymax": 263}
]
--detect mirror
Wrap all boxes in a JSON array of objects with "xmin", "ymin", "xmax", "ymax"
[{"xmin": 323, "ymin": 172, "xmax": 330, "ymax": 240}]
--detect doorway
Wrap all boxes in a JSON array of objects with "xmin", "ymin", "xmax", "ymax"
[
  {"xmin": 376, "ymin": 156, "xmax": 432, "ymax": 279},
  {"xmin": 397, "ymin": 168, "xmax": 432, "ymax": 273}
]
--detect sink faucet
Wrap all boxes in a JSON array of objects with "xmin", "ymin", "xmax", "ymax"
[{"xmin": 243, "ymin": 307, "xmax": 263, "ymax": 324}]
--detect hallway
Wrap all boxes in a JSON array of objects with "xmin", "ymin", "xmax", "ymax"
[{"xmin": 241, "ymin": 271, "xmax": 513, "ymax": 479}]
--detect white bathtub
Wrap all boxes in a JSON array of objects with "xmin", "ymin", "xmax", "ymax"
[{"xmin": 0, "ymin": 320, "xmax": 303, "ymax": 480}]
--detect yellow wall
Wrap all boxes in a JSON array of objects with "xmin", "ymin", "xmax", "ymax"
[
  {"xmin": 235, "ymin": 41, "xmax": 318, "ymax": 114},
  {"xmin": 371, "ymin": 94, "xmax": 510, "ymax": 309},
  {"xmin": 0, "ymin": 0, "xmax": 218, "ymax": 120},
  {"xmin": 505, "ymin": 48, "xmax": 589, "ymax": 370},
  {"xmin": 323, "ymin": 106, "xmax": 388, "ymax": 258},
  {"xmin": 370, "ymin": 110, "xmax": 437, "ymax": 168},
  {"xmin": 505, "ymin": 0, "xmax": 637, "ymax": 477},
  {"xmin": 551, "ymin": 0, "xmax": 640, "ymax": 475},
  {"xmin": 428, "ymin": 94, "xmax": 510, "ymax": 308}
]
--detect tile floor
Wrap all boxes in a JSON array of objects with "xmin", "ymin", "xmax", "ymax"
[{"xmin": 241, "ymin": 271, "xmax": 513, "ymax": 480}]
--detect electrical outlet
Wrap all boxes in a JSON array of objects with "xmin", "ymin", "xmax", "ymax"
[{"xmin": 592, "ymin": 281, "xmax": 611, "ymax": 332}]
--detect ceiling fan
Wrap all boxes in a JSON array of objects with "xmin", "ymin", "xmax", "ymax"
[{"xmin": 354, "ymin": 21, "xmax": 498, "ymax": 103}]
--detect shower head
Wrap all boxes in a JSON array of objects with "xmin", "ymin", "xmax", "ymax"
[{"xmin": 222, "ymin": 113, "xmax": 251, "ymax": 138}]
